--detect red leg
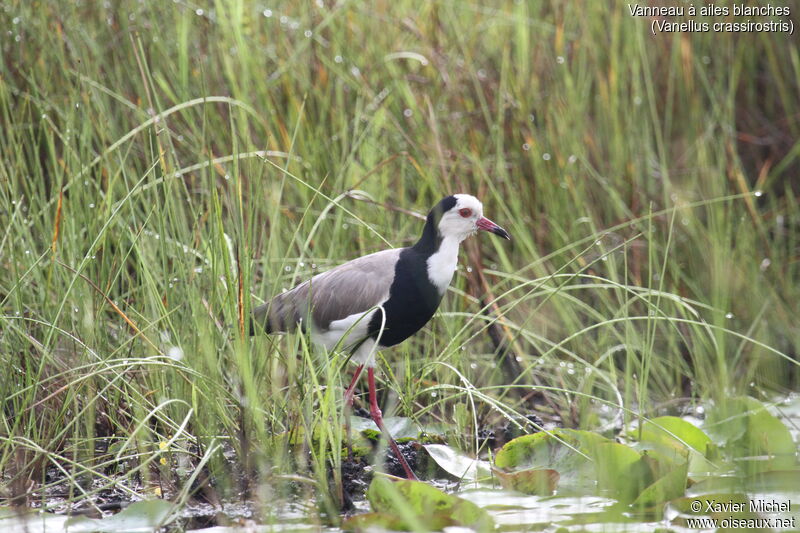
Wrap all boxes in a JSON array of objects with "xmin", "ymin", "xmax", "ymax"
[{"xmin": 367, "ymin": 367, "xmax": 418, "ymax": 480}]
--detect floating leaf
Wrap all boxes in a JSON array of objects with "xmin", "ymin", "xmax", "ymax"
[
  {"xmin": 367, "ymin": 476, "xmax": 494, "ymax": 532},
  {"xmin": 64, "ymin": 500, "xmax": 175, "ymax": 532},
  {"xmin": 343, "ymin": 511, "xmax": 431, "ymax": 531},
  {"xmin": 632, "ymin": 460, "xmax": 688, "ymax": 508},
  {"xmin": 350, "ymin": 416, "xmax": 418, "ymax": 440},
  {"xmin": 593, "ymin": 442, "xmax": 650, "ymax": 502},
  {"xmin": 494, "ymin": 428, "xmax": 610, "ymax": 491},
  {"xmin": 492, "ymin": 467, "xmax": 559, "ymax": 495},
  {"xmin": 704, "ymin": 397, "xmax": 795, "ymax": 473},
  {"xmin": 637, "ymin": 416, "xmax": 714, "ymax": 474},
  {"xmin": 423, "ymin": 444, "xmax": 491, "ymax": 481}
]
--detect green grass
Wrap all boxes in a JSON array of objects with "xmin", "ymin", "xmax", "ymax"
[{"xmin": 1, "ymin": 0, "xmax": 798, "ymax": 524}]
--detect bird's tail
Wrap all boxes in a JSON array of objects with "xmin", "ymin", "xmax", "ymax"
[
  {"xmin": 250, "ymin": 302, "xmax": 273, "ymax": 335},
  {"xmin": 250, "ymin": 296, "xmax": 302, "ymax": 336}
]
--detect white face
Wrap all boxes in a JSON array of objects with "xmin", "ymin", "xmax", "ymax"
[{"xmin": 437, "ymin": 194, "xmax": 485, "ymax": 242}]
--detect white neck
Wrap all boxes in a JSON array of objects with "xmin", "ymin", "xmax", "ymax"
[{"xmin": 426, "ymin": 235, "xmax": 461, "ymax": 294}]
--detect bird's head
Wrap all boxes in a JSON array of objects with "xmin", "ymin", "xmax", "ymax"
[{"xmin": 432, "ymin": 193, "xmax": 511, "ymax": 243}]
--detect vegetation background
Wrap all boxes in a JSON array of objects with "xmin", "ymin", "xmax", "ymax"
[{"xmin": 1, "ymin": 0, "xmax": 798, "ymax": 525}]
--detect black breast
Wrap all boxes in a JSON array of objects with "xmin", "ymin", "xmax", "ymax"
[{"xmin": 367, "ymin": 247, "xmax": 443, "ymax": 347}]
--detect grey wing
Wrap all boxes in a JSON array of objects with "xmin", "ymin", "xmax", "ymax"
[{"xmin": 252, "ymin": 248, "xmax": 402, "ymax": 333}]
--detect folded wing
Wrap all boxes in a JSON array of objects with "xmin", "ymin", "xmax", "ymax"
[{"xmin": 252, "ymin": 248, "xmax": 402, "ymax": 334}]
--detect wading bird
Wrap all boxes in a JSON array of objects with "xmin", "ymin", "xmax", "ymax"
[{"xmin": 252, "ymin": 194, "xmax": 510, "ymax": 479}]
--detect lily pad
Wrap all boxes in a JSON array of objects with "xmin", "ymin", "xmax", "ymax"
[
  {"xmin": 494, "ymin": 428, "xmax": 610, "ymax": 491},
  {"xmin": 492, "ymin": 467, "xmax": 560, "ymax": 495},
  {"xmin": 637, "ymin": 416, "xmax": 715, "ymax": 475},
  {"xmin": 703, "ymin": 397, "xmax": 796, "ymax": 473},
  {"xmin": 632, "ymin": 459, "xmax": 688, "ymax": 508},
  {"xmin": 423, "ymin": 444, "xmax": 492, "ymax": 481},
  {"xmin": 64, "ymin": 500, "xmax": 175, "ymax": 532},
  {"xmin": 593, "ymin": 442, "xmax": 651, "ymax": 502},
  {"xmin": 366, "ymin": 476, "xmax": 494, "ymax": 532},
  {"xmin": 351, "ymin": 416, "xmax": 419, "ymax": 440}
]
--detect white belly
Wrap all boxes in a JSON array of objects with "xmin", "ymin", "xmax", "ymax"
[{"xmin": 310, "ymin": 307, "xmax": 385, "ymax": 367}]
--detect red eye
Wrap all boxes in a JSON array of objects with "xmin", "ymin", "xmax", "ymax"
[{"xmin": 459, "ymin": 208, "xmax": 472, "ymax": 218}]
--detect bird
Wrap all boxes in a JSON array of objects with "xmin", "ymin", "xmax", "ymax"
[{"xmin": 252, "ymin": 194, "xmax": 510, "ymax": 479}]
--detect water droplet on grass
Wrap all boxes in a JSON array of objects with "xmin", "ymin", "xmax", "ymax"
[
  {"xmin": 195, "ymin": 8, "xmax": 204, "ymax": 15},
  {"xmin": 556, "ymin": 56, "xmax": 565, "ymax": 64},
  {"xmin": 542, "ymin": 153, "xmax": 551, "ymax": 161},
  {"xmin": 760, "ymin": 258, "xmax": 771, "ymax": 271},
  {"xmin": 522, "ymin": 143, "xmax": 530, "ymax": 151},
  {"xmin": 304, "ymin": 30, "xmax": 312, "ymax": 38},
  {"xmin": 403, "ymin": 108, "xmax": 412, "ymax": 117},
  {"xmin": 725, "ymin": 312, "xmax": 734, "ymax": 319},
  {"xmin": 754, "ymin": 190, "xmax": 763, "ymax": 197},
  {"xmin": 262, "ymin": 9, "xmax": 272, "ymax": 17},
  {"xmin": 334, "ymin": 55, "xmax": 343, "ymax": 63}
]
